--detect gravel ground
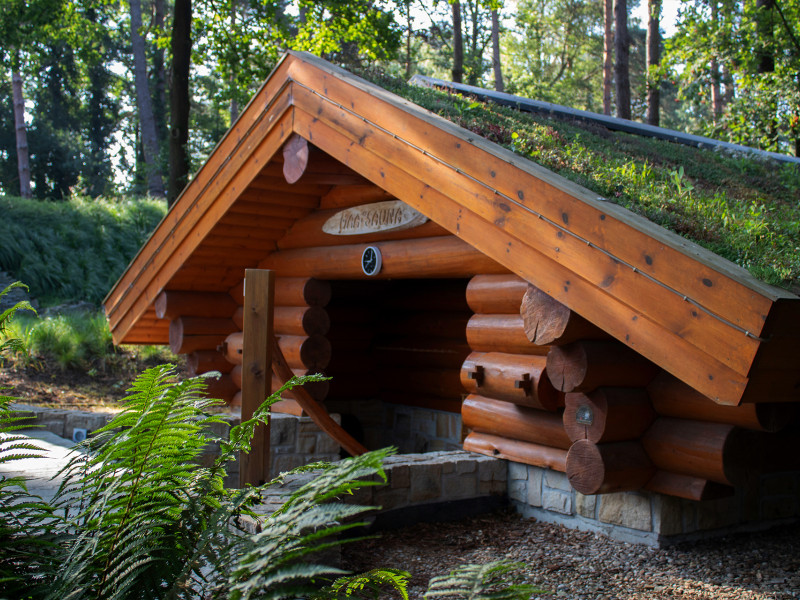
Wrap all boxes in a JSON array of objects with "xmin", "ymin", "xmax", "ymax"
[{"xmin": 341, "ymin": 508, "xmax": 800, "ymax": 599}]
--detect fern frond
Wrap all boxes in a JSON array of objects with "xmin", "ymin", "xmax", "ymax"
[
  {"xmin": 424, "ymin": 561, "xmax": 546, "ymax": 599},
  {"xmin": 313, "ymin": 568, "xmax": 411, "ymax": 600}
]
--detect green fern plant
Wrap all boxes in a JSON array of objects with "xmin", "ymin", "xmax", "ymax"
[
  {"xmin": 43, "ymin": 366, "xmax": 397, "ymax": 600},
  {"xmin": 424, "ymin": 561, "xmax": 546, "ymax": 599},
  {"xmin": 0, "ymin": 282, "xmax": 57, "ymax": 599},
  {"xmin": 1, "ymin": 280, "xmax": 539, "ymax": 599}
]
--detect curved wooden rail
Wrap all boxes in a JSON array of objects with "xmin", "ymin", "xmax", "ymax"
[{"xmin": 270, "ymin": 336, "xmax": 368, "ymax": 457}]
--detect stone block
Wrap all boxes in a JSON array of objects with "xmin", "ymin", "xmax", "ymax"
[
  {"xmin": 760, "ymin": 496, "xmax": 797, "ymax": 521},
  {"xmin": 526, "ymin": 467, "xmax": 543, "ymax": 507},
  {"xmin": 576, "ymin": 493, "xmax": 596, "ymax": 518},
  {"xmin": 477, "ymin": 457, "xmax": 505, "ymax": 483},
  {"xmin": 442, "ymin": 472, "xmax": 478, "ymax": 500},
  {"xmin": 316, "ymin": 434, "xmax": 340, "ymax": 455},
  {"xmin": 598, "ymin": 492, "xmax": 652, "ymax": 531},
  {"xmin": 390, "ymin": 465, "xmax": 410, "ymax": 489},
  {"xmin": 697, "ymin": 495, "xmax": 741, "ymax": 530},
  {"xmin": 414, "ymin": 412, "xmax": 436, "ymax": 437},
  {"xmin": 297, "ymin": 433, "xmax": 318, "ymax": 454},
  {"xmin": 651, "ymin": 495, "xmax": 684, "ymax": 536},
  {"xmin": 409, "ymin": 463, "xmax": 442, "ymax": 503},
  {"xmin": 35, "ymin": 415, "xmax": 67, "ymax": 438},
  {"xmin": 374, "ymin": 485, "xmax": 410, "ymax": 511},
  {"xmin": 64, "ymin": 412, "xmax": 111, "ymax": 440},
  {"xmin": 479, "ymin": 477, "xmax": 507, "ymax": 495},
  {"xmin": 542, "ymin": 489, "xmax": 573, "ymax": 515},
  {"xmin": 508, "ymin": 478, "xmax": 527, "ymax": 502},
  {"xmin": 544, "ymin": 469, "xmax": 571, "ymax": 492},
  {"xmin": 270, "ymin": 415, "xmax": 296, "ymax": 446},
  {"xmin": 394, "ymin": 412, "xmax": 411, "ymax": 438},
  {"xmin": 456, "ymin": 459, "xmax": 477, "ymax": 475},
  {"xmin": 508, "ymin": 462, "xmax": 528, "ymax": 481},
  {"xmin": 761, "ymin": 473, "xmax": 798, "ymax": 497},
  {"xmin": 272, "ymin": 455, "xmax": 303, "ymax": 475}
]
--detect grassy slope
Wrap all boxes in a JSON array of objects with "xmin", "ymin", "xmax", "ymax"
[
  {"xmin": 366, "ymin": 73, "xmax": 800, "ymax": 292},
  {"xmin": 0, "ymin": 196, "xmax": 167, "ymax": 306}
]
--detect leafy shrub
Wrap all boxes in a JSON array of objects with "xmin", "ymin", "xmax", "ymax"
[
  {"xmin": 0, "ymin": 309, "xmax": 174, "ymax": 373},
  {"xmin": 0, "ymin": 196, "xmax": 166, "ymax": 306}
]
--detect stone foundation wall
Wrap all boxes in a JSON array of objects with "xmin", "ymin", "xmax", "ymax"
[
  {"xmin": 508, "ymin": 462, "xmax": 800, "ymax": 546},
  {"xmin": 325, "ymin": 399, "xmax": 463, "ymax": 453},
  {"xmin": 13, "ymin": 405, "xmax": 340, "ymax": 487},
  {"xmin": 250, "ymin": 450, "xmax": 507, "ymax": 521}
]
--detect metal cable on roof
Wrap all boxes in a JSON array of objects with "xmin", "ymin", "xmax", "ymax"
[{"xmin": 294, "ymin": 79, "xmax": 767, "ymax": 343}]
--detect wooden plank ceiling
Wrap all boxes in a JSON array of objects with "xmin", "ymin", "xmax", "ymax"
[{"xmin": 103, "ymin": 51, "xmax": 800, "ymax": 406}]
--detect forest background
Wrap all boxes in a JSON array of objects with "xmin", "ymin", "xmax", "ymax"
[{"xmin": 1, "ymin": 0, "xmax": 799, "ymax": 203}]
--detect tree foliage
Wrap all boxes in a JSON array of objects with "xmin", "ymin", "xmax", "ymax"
[
  {"xmin": 502, "ymin": 0, "xmax": 604, "ymax": 110},
  {"xmin": 664, "ymin": 0, "xmax": 800, "ymax": 154}
]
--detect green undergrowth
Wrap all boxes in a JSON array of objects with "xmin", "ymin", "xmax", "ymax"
[
  {"xmin": 0, "ymin": 195, "xmax": 167, "ymax": 306},
  {"xmin": 366, "ymin": 72, "xmax": 800, "ymax": 291},
  {"xmin": 0, "ymin": 308, "xmax": 174, "ymax": 373}
]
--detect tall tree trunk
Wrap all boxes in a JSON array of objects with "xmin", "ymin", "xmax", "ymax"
[
  {"xmin": 11, "ymin": 64, "xmax": 32, "ymax": 199},
  {"xmin": 467, "ymin": 0, "xmax": 479, "ymax": 85},
  {"xmin": 646, "ymin": 0, "xmax": 660, "ymax": 126},
  {"xmin": 130, "ymin": 0, "xmax": 165, "ymax": 197},
  {"xmin": 709, "ymin": 0, "xmax": 722, "ymax": 122},
  {"xmin": 153, "ymin": 0, "xmax": 169, "ymax": 145},
  {"xmin": 755, "ymin": 0, "xmax": 776, "ymax": 149},
  {"xmin": 722, "ymin": 64, "xmax": 734, "ymax": 104},
  {"xmin": 614, "ymin": 0, "xmax": 631, "ymax": 119},
  {"xmin": 755, "ymin": 0, "xmax": 775, "ymax": 74},
  {"xmin": 169, "ymin": 0, "xmax": 192, "ymax": 205},
  {"xmin": 405, "ymin": 0, "xmax": 413, "ymax": 78},
  {"xmin": 603, "ymin": 0, "xmax": 614, "ymax": 115},
  {"xmin": 491, "ymin": 8, "xmax": 504, "ymax": 92},
  {"xmin": 229, "ymin": 0, "xmax": 239, "ymax": 123},
  {"xmin": 452, "ymin": 1, "xmax": 464, "ymax": 83}
]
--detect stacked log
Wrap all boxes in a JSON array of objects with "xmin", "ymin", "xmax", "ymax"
[
  {"xmin": 497, "ymin": 287, "xmax": 663, "ymax": 495},
  {"xmin": 462, "ymin": 276, "xmax": 572, "ymax": 470},
  {"xmin": 546, "ymin": 340, "xmax": 660, "ymax": 393},
  {"xmin": 647, "ymin": 372, "xmax": 796, "ymax": 432},
  {"xmin": 637, "ymin": 372, "xmax": 800, "ymax": 500},
  {"xmin": 223, "ymin": 277, "xmax": 333, "ymax": 412},
  {"xmin": 154, "ymin": 290, "xmax": 241, "ymax": 402}
]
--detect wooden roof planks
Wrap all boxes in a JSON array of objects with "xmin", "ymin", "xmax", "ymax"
[{"xmin": 103, "ymin": 51, "xmax": 800, "ymax": 407}]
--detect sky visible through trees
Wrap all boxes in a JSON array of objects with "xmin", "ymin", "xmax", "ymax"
[{"xmin": 1, "ymin": 0, "xmax": 798, "ymax": 200}]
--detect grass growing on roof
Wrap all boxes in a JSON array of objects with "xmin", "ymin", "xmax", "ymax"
[
  {"xmin": 0, "ymin": 195, "xmax": 167, "ymax": 306},
  {"xmin": 365, "ymin": 72, "xmax": 800, "ymax": 292}
]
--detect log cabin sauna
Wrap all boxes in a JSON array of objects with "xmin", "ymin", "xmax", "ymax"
[{"xmin": 104, "ymin": 51, "xmax": 800, "ymax": 542}]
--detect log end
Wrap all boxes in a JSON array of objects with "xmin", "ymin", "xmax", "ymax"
[
  {"xmin": 282, "ymin": 134, "xmax": 309, "ymax": 184},
  {"xmin": 566, "ymin": 439, "xmax": 606, "ymax": 494}
]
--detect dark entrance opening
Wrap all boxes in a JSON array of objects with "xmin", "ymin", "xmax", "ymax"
[{"xmin": 322, "ymin": 278, "xmax": 471, "ymax": 453}]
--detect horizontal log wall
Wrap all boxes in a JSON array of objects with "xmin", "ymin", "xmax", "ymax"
[{"xmin": 461, "ymin": 274, "xmax": 574, "ymax": 471}]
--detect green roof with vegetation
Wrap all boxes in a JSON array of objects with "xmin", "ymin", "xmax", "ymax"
[{"xmin": 364, "ymin": 71, "xmax": 800, "ymax": 294}]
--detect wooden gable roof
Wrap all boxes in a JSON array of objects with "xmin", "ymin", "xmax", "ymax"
[{"xmin": 103, "ymin": 51, "xmax": 800, "ymax": 407}]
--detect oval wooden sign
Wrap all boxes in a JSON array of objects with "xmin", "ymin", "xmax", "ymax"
[{"xmin": 322, "ymin": 200, "xmax": 428, "ymax": 236}]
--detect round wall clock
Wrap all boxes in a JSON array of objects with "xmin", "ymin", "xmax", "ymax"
[{"xmin": 361, "ymin": 246, "xmax": 382, "ymax": 276}]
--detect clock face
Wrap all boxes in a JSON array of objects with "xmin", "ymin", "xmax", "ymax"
[{"xmin": 361, "ymin": 246, "xmax": 382, "ymax": 276}]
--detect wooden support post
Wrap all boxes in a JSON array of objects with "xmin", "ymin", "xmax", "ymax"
[{"xmin": 239, "ymin": 269, "xmax": 274, "ymax": 487}]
